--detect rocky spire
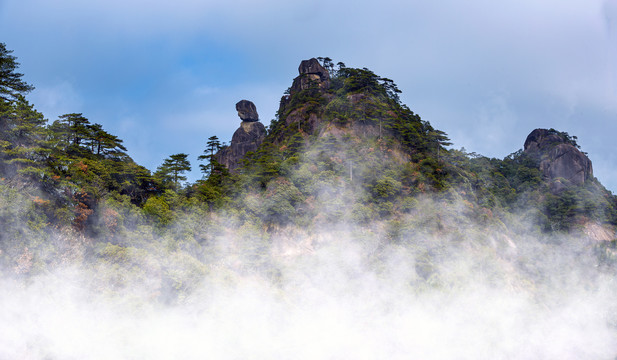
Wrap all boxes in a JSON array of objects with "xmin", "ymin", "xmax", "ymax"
[{"xmin": 216, "ymin": 100, "xmax": 266, "ymax": 172}]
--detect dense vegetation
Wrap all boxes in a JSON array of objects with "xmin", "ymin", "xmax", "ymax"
[{"xmin": 2, "ymin": 44, "xmax": 617, "ymax": 296}]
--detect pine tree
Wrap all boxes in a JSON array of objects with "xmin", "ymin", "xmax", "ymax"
[
  {"xmin": 60, "ymin": 113, "xmax": 90, "ymax": 147},
  {"xmin": 87, "ymin": 123, "xmax": 128, "ymax": 157},
  {"xmin": 0, "ymin": 43, "xmax": 34, "ymax": 103},
  {"xmin": 49, "ymin": 113, "xmax": 92, "ymax": 155},
  {"xmin": 197, "ymin": 135, "xmax": 221, "ymax": 176},
  {"xmin": 0, "ymin": 96, "xmax": 51, "ymax": 180},
  {"xmin": 155, "ymin": 153, "xmax": 191, "ymax": 189}
]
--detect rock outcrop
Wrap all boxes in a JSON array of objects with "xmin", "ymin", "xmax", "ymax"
[
  {"xmin": 523, "ymin": 128, "xmax": 593, "ymax": 192},
  {"xmin": 290, "ymin": 58, "xmax": 330, "ymax": 94},
  {"xmin": 273, "ymin": 58, "xmax": 332, "ymax": 142},
  {"xmin": 216, "ymin": 100, "xmax": 266, "ymax": 172},
  {"xmin": 235, "ymin": 100, "xmax": 259, "ymax": 122}
]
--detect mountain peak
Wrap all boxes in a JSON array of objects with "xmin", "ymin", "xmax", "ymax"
[{"xmin": 290, "ymin": 58, "xmax": 331, "ymax": 94}]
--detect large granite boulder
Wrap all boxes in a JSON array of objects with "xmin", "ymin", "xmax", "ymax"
[
  {"xmin": 523, "ymin": 128, "xmax": 593, "ymax": 191},
  {"xmin": 236, "ymin": 100, "xmax": 259, "ymax": 122},
  {"xmin": 298, "ymin": 58, "xmax": 329, "ymax": 80},
  {"xmin": 290, "ymin": 58, "xmax": 330, "ymax": 93},
  {"xmin": 216, "ymin": 100, "xmax": 267, "ymax": 172}
]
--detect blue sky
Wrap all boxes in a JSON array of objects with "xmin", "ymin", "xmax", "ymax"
[{"xmin": 1, "ymin": 0, "xmax": 616, "ymax": 191}]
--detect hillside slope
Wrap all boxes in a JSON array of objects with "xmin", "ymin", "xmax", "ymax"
[{"xmin": 210, "ymin": 58, "xmax": 617, "ymax": 241}]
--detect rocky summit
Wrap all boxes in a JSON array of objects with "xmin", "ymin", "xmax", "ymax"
[
  {"xmin": 216, "ymin": 100, "xmax": 266, "ymax": 171},
  {"xmin": 524, "ymin": 128, "xmax": 593, "ymax": 192},
  {"xmin": 290, "ymin": 58, "xmax": 330, "ymax": 93}
]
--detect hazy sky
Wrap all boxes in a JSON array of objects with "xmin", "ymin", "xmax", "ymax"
[{"xmin": 1, "ymin": 0, "xmax": 616, "ymax": 190}]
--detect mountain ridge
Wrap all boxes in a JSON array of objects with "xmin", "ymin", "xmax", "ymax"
[
  {"xmin": 210, "ymin": 57, "xmax": 616, "ymax": 241},
  {"xmin": 1, "ymin": 48, "xmax": 617, "ymax": 282}
]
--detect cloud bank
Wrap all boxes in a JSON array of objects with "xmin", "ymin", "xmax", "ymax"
[{"xmin": 1, "ymin": 196, "xmax": 617, "ymax": 359}]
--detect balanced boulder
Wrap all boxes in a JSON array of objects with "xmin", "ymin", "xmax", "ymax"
[
  {"xmin": 216, "ymin": 100, "xmax": 267, "ymax": 171},
  {"xmin": 236, "ymin": 100, "xmax": 259, "ymax": 122}
]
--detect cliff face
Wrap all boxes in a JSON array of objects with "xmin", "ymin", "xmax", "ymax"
[
  {"xmin": 523, "ymin": 128, "xmax": 593, "ymax": 192},
  {"xmin": 216, "ymin": 100, "xmax": 266, "ymax": 172}
]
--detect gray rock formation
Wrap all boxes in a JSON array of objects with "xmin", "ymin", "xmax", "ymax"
[
  {"xmin": 290, "ymin": 58, "xmax": 330, "ymax": 93},
  {"xmin": 523, "ymin": 128, "xmax": 593, "ymax": 191},
  {"xmin": 216, "ymin": 100, "xmax": 266, "ymax": 172},
  {"xmin": 236, "ymin": 100, "xmax": 259, "ymax": 122}
]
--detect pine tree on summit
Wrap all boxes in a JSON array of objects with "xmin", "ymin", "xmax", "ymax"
[
  {"xmin": 155, "ymin": 153, "xmax": 191, "ymax": 190},
  {"xmin": 50, "ymin": 113, "xmax": 91, "ymax": 152},
  {"xmin": 87, "ymin": 123, "xmax": 127, "ymax": 157}
]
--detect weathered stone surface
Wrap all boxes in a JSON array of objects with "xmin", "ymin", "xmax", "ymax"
[
  {"xmin": 216, "ymin": 101, "xmax": 266, "ymax": 172},
  {"xmin": 523, "ymin": 128, "xmax": 593, "ymax": 189},
  {"xmin": 290, "ymin": 58, "xmax": 330, "ymax": 93},
  {"xmin": 236, "ymin": 100, "xmax": 259, "ymax": 122}
]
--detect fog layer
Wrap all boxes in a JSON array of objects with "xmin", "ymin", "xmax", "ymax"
[{"xmin": 2, "ymin": 202, "xmax": 616, "ymax": 359}]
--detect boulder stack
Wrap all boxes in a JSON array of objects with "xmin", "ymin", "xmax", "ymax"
[{"xmin": 216, "ymin": 100, "xmax": 267, "ymax": 172}]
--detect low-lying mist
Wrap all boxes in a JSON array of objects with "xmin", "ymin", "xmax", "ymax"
[{"xmin": 2, "ymin": 193, "xmax": 617, "ymax": 359}]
